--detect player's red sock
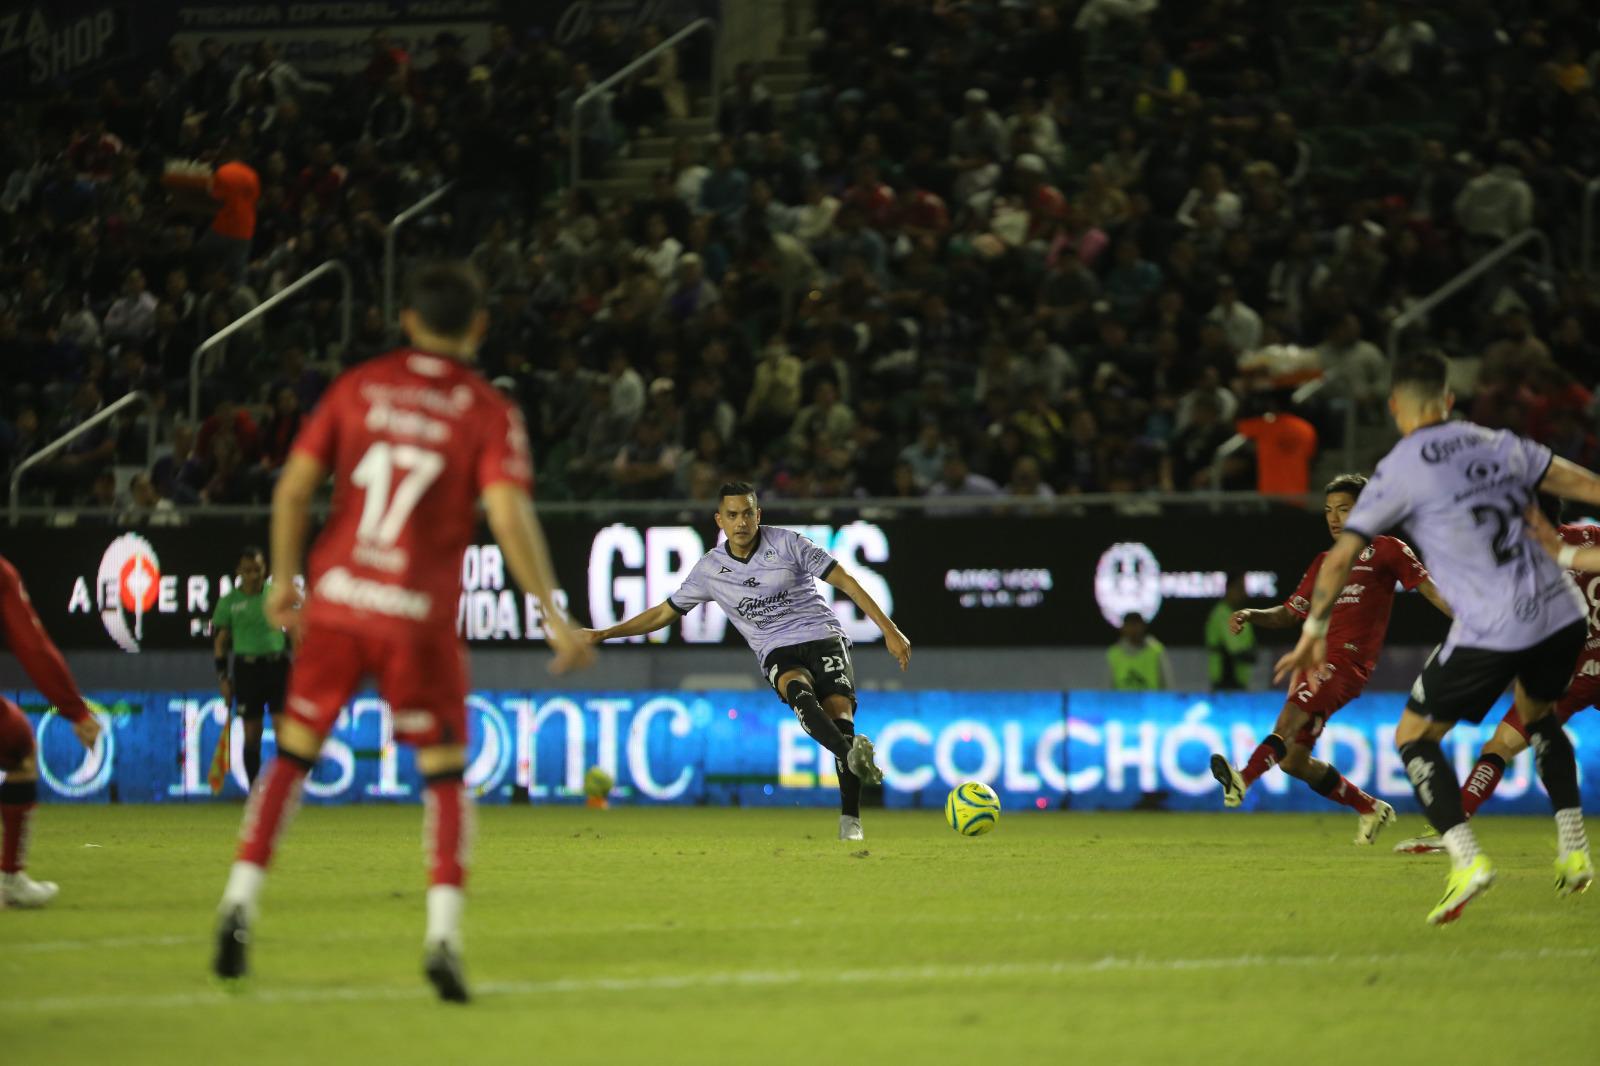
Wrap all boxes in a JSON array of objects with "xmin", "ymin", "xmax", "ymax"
[
  {"xmin": 1240, "ymin": 734, "xmax": 1287, "ymax": 786},
  {"xmin": 1, "ymin": 779, "xmax": 38, "ymax": 874},
  {"xmin": 1310, "ymin": 764, "xmax": 1376, "ymax": 814},
  {"xmin": 1460, "ymin": 753, "xmax": 1506, "ymax": 818},
  {"xmin": 236, "ymin": 756, "xmax": 308, "ymax": 868},
  {"xmin": 424, "ymin": 777, "xmax": 472, "ymax": 888}
]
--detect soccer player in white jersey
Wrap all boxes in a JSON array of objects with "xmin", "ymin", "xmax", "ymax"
[
  {"xmin": 583, "ymin": 482, "xmax": 911, "ymax": 840},
  {"xmin": 1277, "ymin": 352, "xmax": 1599, "ymax": 924}
]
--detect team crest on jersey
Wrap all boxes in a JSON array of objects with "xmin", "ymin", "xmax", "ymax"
[
  {"xmin": 1359, "ymin": 546, "xmax": 1375, "ymax": 562},
  {"xmin": 1289, "ymin": 595, "xmax": 1310, "ymax": 613},
  {"xmin": 763, "ymin": 549, "xmax": 777, "ymax": 562}
]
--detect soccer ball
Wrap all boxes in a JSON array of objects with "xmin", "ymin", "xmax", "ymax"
[{"xmin": 944, "ymin": 781, "xmax": 1001, "ymax": 836}]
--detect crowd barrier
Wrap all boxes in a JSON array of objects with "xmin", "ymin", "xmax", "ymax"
[{"xmin": 10, "ymin": 689, "xmax": 1596, "ymax": 814}]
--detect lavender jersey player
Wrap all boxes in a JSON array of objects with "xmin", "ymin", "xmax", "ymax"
[
  {"xmin": 668, "ymin": 526, "xmax": 847, "ymax": 668},
  {"xmin": 1343, "ymin": 422, "xmax": 1585, "ymax": 653}
]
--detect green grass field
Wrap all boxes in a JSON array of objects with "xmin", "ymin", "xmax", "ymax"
[{"xmin": 3, "ymin": 806, "xmax": 1596, "ymax": 1065}]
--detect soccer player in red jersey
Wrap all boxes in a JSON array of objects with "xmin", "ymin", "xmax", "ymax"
[
  {"xmin": 212, "ymin": 263, "xmax": 593, "ymax": 1001},
  {"xmin": 1209, "ymin": 474, "xmax": 1453, "ymax": 843},
  {"xmin": 1394, "ymin": 514, "xmax": 1600, "ymax": 853},
  {"xmin": 0, "ymin": 554, "xmax": 102, "ymax": 908}
]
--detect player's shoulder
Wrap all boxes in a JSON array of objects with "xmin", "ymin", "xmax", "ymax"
[{"xmin": 1371, "ymin": 533, "xmax": 1422, "ymax": 563}]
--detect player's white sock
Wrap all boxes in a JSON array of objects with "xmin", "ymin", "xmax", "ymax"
[
  {"xmin": 426, "ymin": 884, "xmax": 465, "ymax": 951},
  {"xmin": 1441, "ymin": 824, "xmax": 1480, "ymax": 871},
  {"xmin": 1555, "ymin": 808, "xmax": 1589, "ymax": 856},
  {"xmin": 220, "ymin": 860, "xmax": 265, "ymax": 916}
]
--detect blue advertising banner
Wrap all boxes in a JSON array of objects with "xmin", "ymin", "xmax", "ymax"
[{"xmin": 7, "ymin": 690, "xmax": 1598, "ymax": 814}]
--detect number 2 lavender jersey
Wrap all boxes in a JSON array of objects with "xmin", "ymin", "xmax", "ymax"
[
  {"xmin": 667, "ymin": 526, "xmax": 847, "ymax": 666},
  {"xmin": 1343, "ymin": 420, "xmax": 1584, "ymax": 653}
]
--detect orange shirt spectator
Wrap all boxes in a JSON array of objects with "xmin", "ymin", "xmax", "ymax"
[
  {"xmin": 210, "ymin": 161, "xmax": 260, "ymax": 241},
  {"xmin": 1237, "ymin": 411, "xmax": 1317, "ymax": 495}
]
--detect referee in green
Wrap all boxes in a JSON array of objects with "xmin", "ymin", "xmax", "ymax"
[{"xmin": 213, "ymin": 546, "xmax": 289, "ymax": 788}]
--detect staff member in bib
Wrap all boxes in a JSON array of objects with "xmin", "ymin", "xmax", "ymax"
[{"xmin": 214, "ymin": 546, "xmax": 288, "ymax": 788}]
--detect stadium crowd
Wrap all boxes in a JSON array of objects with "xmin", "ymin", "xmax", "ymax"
[{"xmin": 3, "ymin": 1, "xmax": 1600, "ymax": 514}]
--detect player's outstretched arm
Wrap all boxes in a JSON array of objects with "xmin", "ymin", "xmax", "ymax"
[
  {"xmin": 1274, "ymin": 531, "xmax": 1366, "ymax": 685},
  {"xmin": 1539, "ymin": 456, "xmax": 1600, "ymax": 507},
  {"xmin": 1526, "ymin": 505, "xmax": 1600, "ymax": 572},
  {"xmin": 267, "ymin": 453, "xmax": 324, "ymax": 632},
  {"xmin": 583, "ymin": 602, "xmax": 681, "ymax": 643},
  {"xmin": 1231, "ymin": 605, "xmax": 1296, "ymax": 633},
  {"xmin": 825, "ymin": 567, "xmax": 911, "ymax": 670},
  {"xmin": 483, "ymin": 483, "xmax": 594, "ymax": 675},
  {"xmin": 1418, "ymin": 579, "xmax": 1454, "ymax": 619}
]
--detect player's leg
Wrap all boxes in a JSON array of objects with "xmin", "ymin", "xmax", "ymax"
[
  {"xmin": 0, "ymin": 699, "xmax": 57, "ymax": 908},
  {"xmin": 1277, "ymin": 703, "xmax": 1395, "ymax": 844},
  {"xmin": 1394, "ymin": 714, "xmax": 1528, "ymax": 854},
  {"xmin": 822, "ymin": 694, "xmax": 863, "ymax": 840},
  {"xmin": 1512, "ymin": 623, "xmax": 1592, "ymax": 894},
  {"xmin": 235, "ymin": 664, "xmax": 267, "ymax": 789},
  {"xmin": 1397, "ymin": 644, "xmax": 1512, "ymax": 923},
  {"xmin": 385, "ymin": 633, "xmax": 473, "ymax": 1003},
  {"xmin": 769, "ymin": 643, "xmax": 882, "ymax": 785},
  {"xmin": 215, "ymin": 628, "xmax": 359, "ymax": 979},
  {"xmin": 1209, "ymin": 698, "xmax": 1310, "ymax": 807}
]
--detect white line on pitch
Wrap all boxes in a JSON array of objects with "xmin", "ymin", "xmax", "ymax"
[{"xmin": 4, "ymin": 947, "xmax": 1593, "ymax": 1013}]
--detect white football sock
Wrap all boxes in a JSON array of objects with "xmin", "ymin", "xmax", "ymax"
[
  {"xmin": 426, "ymin": 884, "xmax": 465, "ymax": 951},
  {"xmin": 220, "ymin": 861, "xmax": 265, "ymax": 916},
  {"xmin": 1555, "ymin": 808, "xmax": 1589, "ymax": 856},
  {"xmin": 1441, "ymin": 824, "xmax": 1480, "ymax": 871}
]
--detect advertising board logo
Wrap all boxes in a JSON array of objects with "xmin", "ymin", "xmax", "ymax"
[
  {"xmin": 1094, "ymin": 543, "xmax": 1280, "ymax": 628},
  {"xmin": 1094, "ymin": 542, "xmax": 1162, "ymax": 627},
  {"xmin": 96, "ymin": 533, "xmax": 160, "ymax": 652}
]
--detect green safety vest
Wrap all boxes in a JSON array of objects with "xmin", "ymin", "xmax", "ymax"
[
  {"xmin": 1108, "ymin": 638, "xmax": 1166, "ymax": 691},
  {"xmin": 1205, "ymin": 601, "xmax": 1257, "ymax": 690}
]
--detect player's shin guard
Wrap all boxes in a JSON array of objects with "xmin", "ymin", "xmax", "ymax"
[
  {"xmin": 1241, "ymin": 734, "xmax": 1287, "ymax": 787},
  {"xmin": 0, "ymin": 779, "xmax": 38, "ymax": 874},
  {"xmin": 833, "ymin": 718, "xmax": 862, "ymax": 818},
  {"xmin": 1460, "ymin": 753, "xmax": 1506, "ymax": 818},
  {"xmin": 1525, "ymin": 717, "xmax": 1589, "ymax": 855},
  {"xmin": 784, "ymin": 680, "xmax": 853, "ymax": 761},
  {"xmin": 1309, "ymin": 763, "xmax": 1376, "ymax": 814},
  {"xmin": 235, "ymin": 754, "xmax": 311, "ymax": 870},
  {"xmin": 1400, "ymin": 740, "xmax": 1477, "ymax": 867},
  {"xmin": 423, "ymin": 775, "xmax": 472, "ymax": 889}
]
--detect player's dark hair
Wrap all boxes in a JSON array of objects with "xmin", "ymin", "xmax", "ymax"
[
  {"xmin": 402, "ymin": 261, "xmax": 486, "ymax": 338},
  {"xmin": 239, "ymin": 545, "xmax": 265, "ymax": 561},
  {"xmin": 718, "ymin": 481, "xmax": 756, "ymax": 502},
  {"xmin": 1538, "ymin": 493, "xmax": 1567, "ymax": 526},
  {"xmin": 1324, "ymin": 473, "xmax": 1369, "ymax": 498},
  {"xmin": 1393, "ymin": 351, "xmax": 1450, "ymax": 396}
]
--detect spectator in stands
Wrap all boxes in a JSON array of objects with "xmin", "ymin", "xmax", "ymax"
[
  {"xmin": 698, "ymin": 140, "xmax": 750, "ymax": 224},
  {"xmin": 1204, "ymin": 276, "xmax": 1262, "ymax": 355},
  {"xmin": 926, "ymin": 451, "xmax": 1001, "ymax": 511},
  {"xmin": 1177, "ymin": 163, "xmax": 1242, "ymax": 231},
  {"xmin": 1236, "ymin": 397, "xmax": 1317, "ymax": 497},
  {"xmin": 1315, "ymin": 313, "xmax": 1388, "ymax": 421},
  {"xmin": 789, "ymin": 379, "xmax": 855, "ymax": 451},
  {"xmin": 104, "ymin": 269, "xmax": 159, "ymax": 347},
  {"xmin": 718, "ymin": 62, "xmax": 774, "ymax": 139},
  {"xmin": 611, "ymin": 417, "xmax": 682, "ymax": 499},
  {"xmin": 120, "ymin": 471, "xmax": 179, "ymax": 526},
  {"xmin": 1454, "ymin": 144, "xmax": 1535, "ymax": 246},
  {"xmin": 1164, "ymin": 391, "xmax": 1232, "ymax": 491},
  {"xmin": 228, "ymin": 41, "xmax": 330, "ymax": 113}
]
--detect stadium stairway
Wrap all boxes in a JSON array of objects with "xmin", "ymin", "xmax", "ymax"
[{"xmin": 585, "ymin": 35, "xmax": 812, "ymax": 203}]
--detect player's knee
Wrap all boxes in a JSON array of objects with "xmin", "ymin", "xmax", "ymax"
[
  {"xmin": 1279, "ymin": 747, "xmax": 1313, "ymax": 777},
  {"xmin": 275, "ymin": 717, "xmax": 324, "ymax": 765},
  {"xmin": 822, "ymin": 695, "xmax": 854, "ymax": 722},
  {"xmin": 417, "ymin": 744, "xmax": 466, "ymax": 781},
  {"xmin": 783, "ymin": 675, "xmax": 817, "ymax": 706}
]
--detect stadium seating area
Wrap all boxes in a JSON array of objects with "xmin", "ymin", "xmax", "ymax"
[{"xmin": 3, "ymin": 1, "xmax": 1600, "ymax": 512}]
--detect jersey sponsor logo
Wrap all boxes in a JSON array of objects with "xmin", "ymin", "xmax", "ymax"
[
  {"xmin": 315, "ymin": 566, "xmax": 431, "ymax": 621},
  {"xmin": 364, "ymin": 399, "xmax": 452, "ymax": 444},
  {"xmin": 1464, "ymin": 459, "xmax": 1502, "ymax": 482},
  {"xmin": 357, "ymin": 381, "xmax": 475, "ymax": 418},
  {"xmin": 1336, "ymin": 583, "xmax": 1365, "ymax": 605},
  {"xmin": 735, "ymin": 590, "xmax": 795, "ymax": 630},
  {"xmin": 1419, "ymin": 431, "xmax": 1487, "ymax": 464}
]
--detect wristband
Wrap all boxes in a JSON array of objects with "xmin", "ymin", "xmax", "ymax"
[
  {"xmin": 1558, "ymin": 545, "xmax": 1580, "ymax": 569},
  {"xmin": 1303, "ymin": 615, "xmax": 1328, "ymax": 638},
  {"xmin": 215, "ymin": 656, "xmax": 229, "ymax": 678}
]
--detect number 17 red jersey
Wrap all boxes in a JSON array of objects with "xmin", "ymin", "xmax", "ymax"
[{"xmin": 291, "ymin": 348, "xmax": 533, "ymax": 642}]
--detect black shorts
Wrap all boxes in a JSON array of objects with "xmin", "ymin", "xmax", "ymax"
[
  {"xmin": 1406, "ymin": 620, "xmax": 1587, "ymax": 725},
  {"xmin": 233, "ymin": 656, "xmax": 289, "ymax": 720},
  {"xmin": 763, "ymin": 636, "xmax": 857, "ymax": 707}
]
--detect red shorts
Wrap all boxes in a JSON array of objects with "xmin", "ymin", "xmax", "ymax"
[
  {"xmin": 0, "ymin": 696, "xmax": 35, "ymax": 772},
  {"xmin": 285, "ymin": 623, "xmax": 469, "ymax": 747},
  {"xmin": 1501, "ymin": 672, "xmax": 1600, "ymax": 741},
  {"xmin": 1285, "ymin": 660, "xmax": 1369, "ymax": 746}
]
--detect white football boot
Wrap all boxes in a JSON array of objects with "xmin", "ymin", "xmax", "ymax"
[
  {"xmin": 2, "ymin": 871, "xmax": 60, "ymax": 908},
  {"xmin": 839, "ymin": 815, "xmax": 864, "ymax": 841},
  {"xmin": 1356, "ymin": 800, "xmax": 1397, "ymax": 845}
]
